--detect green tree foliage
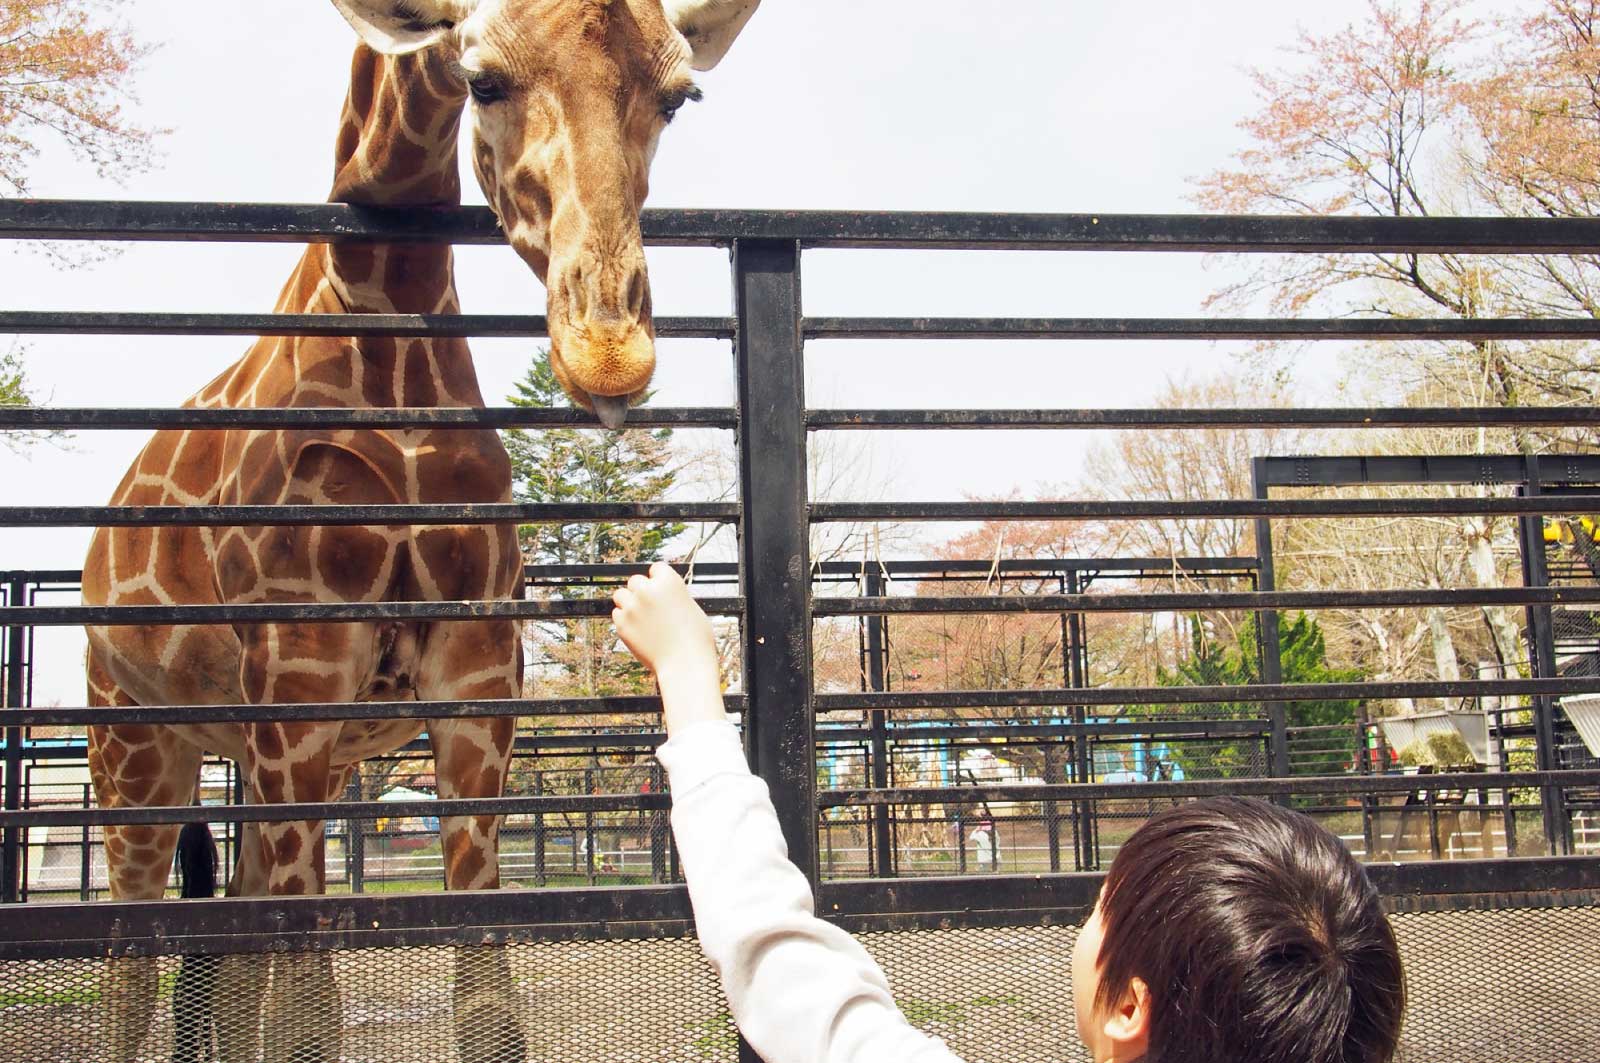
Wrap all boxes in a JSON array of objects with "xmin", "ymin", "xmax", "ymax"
[
  {"xmin": 1159, "ymin": 613, "xmax": 1365, "ymax": 778},
  {"xmin": 0, "ymin": 343, "xmax": 62, "ymax": 452},
  {"xmin": 503, "ymin": 353, "xmax": 684, "ymax": 696},
  {"xmin": 504, "ymin": 355, "xmax": 683, "ymax": 569}
]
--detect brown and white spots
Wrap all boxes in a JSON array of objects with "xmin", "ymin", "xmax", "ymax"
[{"xmin": 80, "ymin": 2, "xmax": 764, "ymax": 1057}]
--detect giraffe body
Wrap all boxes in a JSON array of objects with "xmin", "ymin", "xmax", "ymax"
[{"xmin": 79, "ymin": 2, "xmax": 763, "ymax": 1058}]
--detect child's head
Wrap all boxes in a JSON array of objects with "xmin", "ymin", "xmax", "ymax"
[{"xmin": 1071, "ymin": 797, "xmax": 1405, "ymax": 1063}]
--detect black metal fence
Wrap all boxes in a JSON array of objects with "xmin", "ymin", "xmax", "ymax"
[{"xmin": 0, "ymin": 200, "xmax": 1597, "ymax": 1062}]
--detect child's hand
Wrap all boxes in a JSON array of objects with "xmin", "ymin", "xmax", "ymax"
[{"xmin": 612, "ymin": 562, "xmax": 725, "ymax": 733}]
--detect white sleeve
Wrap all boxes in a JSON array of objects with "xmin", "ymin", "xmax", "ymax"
[{"xmin": 657, "ymin": 720, "xmax": 965, "ymax": 1063}]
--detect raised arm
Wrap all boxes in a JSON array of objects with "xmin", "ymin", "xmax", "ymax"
[{"xmin": 614, "ymin": 564, "xmax": 963, "ymax": 1063}]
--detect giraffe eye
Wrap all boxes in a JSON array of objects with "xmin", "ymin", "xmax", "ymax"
[
  {"xmin": 659, "ymin": 85, "xmax": 703, "ymax": 124},
  {"xmin": 467, "ymin": 74, "xmax": 509, "ymax": 106}
]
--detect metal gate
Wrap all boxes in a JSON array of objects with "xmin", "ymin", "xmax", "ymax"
[{"xmin": 0, "ymin": 200, "xmax": 1596, "ymax": 1061}]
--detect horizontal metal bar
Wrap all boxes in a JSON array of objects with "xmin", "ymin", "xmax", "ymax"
[
  {"xmin": 804, "ymin": 317, "xmax": 1600, "ymax": 341},
  {"xmin": 808, "ymin": 407, "xmax": 1600, "ymax": 430},
  {"xmin": 0, "ymin": 200, "xmax": 512, "ymax": 246},
  {"xmin": 810, "ymin": 497, "xmax": 1600, "ymax": 522},
  {"xmin": 0, "ymin": 596, "xmax": 742, "ymax": 628},
  {"xmin": 9, "ymin": 731, "xmax": 677, "ymax": 759},
  {"xmin": 1260, "ymin": 454, "xmax": 1600, "ymax": 488},
  {"xmin": 12, "ymin": 201, "xmax": 1600, "ymax": 252},
  {"xmin": 815, "ymin": 677, "xmax": 1600, "ymax": 713},
  {"xmin": 22, "ymin": 587, "xmax": 1591, "ymax": 628},
  {"xmin": 0, "ymin": 311, "xmax": 734, "ymax": 339},
  {"xmin": 821, "ymin": 856, "xmax": 1600, "ymax": 932},
  {"xmin": 820, "ymin": 719, "xmax": 1270, "ymax": 741},
  {"xmin": 0, "ymin": 406, "xmax": 737, "ymax": 431},
  {"xmin": 0, "ymin": 856, "xmax": 1591, "ymax": 959},
  {"xmin": 0, "ymin": 556, "xmax": 1258, "ymax": 587},
  {"xmin": 36, "ymin": 769, "xmax": 1594, "ymax": 829},
  {"xmin": 0, "ymin": 791, "xmax": 672, "ymax": 830},
  {"xmin": 0, "ymin": 885, "xmax": 698, "ymax": 959},
  {"xmin": 0, "ymin": 694, "xmax": 746, "ymax": 728},
  {"xmin": 814, "ymin": 586, "xmax": 1600, "ymax": 617},
  {"xmin": 819, "ymin": 769, "xmax": 1600, "ymax": 809},
  {"xmin": 0, "ymin": 501, "xmax": 739, "ymax": 528}
]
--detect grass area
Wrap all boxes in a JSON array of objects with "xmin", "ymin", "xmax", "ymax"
[
  {"xmin": 684, "ymin": 1012, "xmax": 738, "ymax": 1059},
  {"xmin": 901, "ymin": 994, "xmax": 1024, "ymax": 1027},
  {"xmin": 0, "ymin": 985, "xmax": 101, "ymax": 1008}
]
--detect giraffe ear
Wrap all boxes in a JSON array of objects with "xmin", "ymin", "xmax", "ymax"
[
  {"xmin": 663, "ymin": 0, "xmax": 761, "ymax": 71},
  {"xmin": 329, "ymin": 0, "xmax": 471, "ymax": 55}
]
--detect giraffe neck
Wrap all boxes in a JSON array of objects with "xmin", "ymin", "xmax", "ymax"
[
  {"xmin": 332, "ymin": 44, "xmax": 466, "ymax": 208},
  {"xmin": 323, "ymin": 44, "xmax": 468, "ymax": 317},
  {"xmin": 299, "ymin": 42, "xmax": 484, "ymax": 409}
]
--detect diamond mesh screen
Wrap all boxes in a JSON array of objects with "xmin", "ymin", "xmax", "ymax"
[
  {"xmin": 0, "ymin": 905, "xmax": 1594, "ymax": 1062},
  {"xmin": 0, "ymin": 938, "xmax": 734, "ymax": 1063}
]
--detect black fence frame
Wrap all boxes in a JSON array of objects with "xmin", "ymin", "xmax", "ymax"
[
  {"xmin": 1252, "ymin": 454, "xmax": 1600, "ymax": 857},
  {"xmin": 0, "ymin": 554, "xmax": 1266, "ymax": 896},
  {"xmin": 0, "ymin": 201, "xmax": 1597, "ymax": 990}
]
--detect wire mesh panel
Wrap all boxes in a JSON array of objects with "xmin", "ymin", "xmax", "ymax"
[
  {"xmin": 2, "ymin": 904, "xmax": 1591, "ymax": 1062},
  {"xmin": 1391, "ymin": 905, "xmax": 1600, "ymax": 1063},
  {"xmin": 860, "ymin": 906, "xmax": 1600, "ymax": 1063},
  {"xmin": 0, "ymin": 938, "xmax": 734, "ymax": 1063}
]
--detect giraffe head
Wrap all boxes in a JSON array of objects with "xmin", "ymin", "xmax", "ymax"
[{"xmin": 330, "ymin": 0, "xmax": 761, "ymax": 428}]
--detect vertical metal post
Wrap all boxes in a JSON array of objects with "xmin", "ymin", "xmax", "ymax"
[
  {"xmin": 865, "ymin": 567, "xmax": 894, "ymax": 877},
  {"xmin": 534, "ymin": 770, "xmax": 547, "ymax": 886},
  {"xmin": 1067, "ymin": 569, "xmax": 1094, "ymax": 870},
  {"xmin": 1517, "ymin": 457, "xmax": 1570, "ymax": 854},
  {"xmin": 649, "ymin": 761, "xmax": 667, "ymax": 883},
  {"xmin": 1493, "ymin": 711, "xmax": 1519, "ymax": 856},
  {"xmin": 584, "ymin": 761, "xmax": 597, "ymax": 884},
  {"xmin": 80, "ymin": 782, "xmax": 91, "ymax": 901},
  {"xmin": 3, "ymin": 577, "xmax": 27, "ymax": 903},
  {"xmin": 1042, "ymin": 576, "xmax": 1065, "ymax": 873},
  {"xmin": 347, "ymin": 767, "xmax": 364, "ymax": 894},
  {"xmin": 1042, "ymin": 744, "xmax": 1061, "ymax": 873},
  {"xmin": 733, "ymin": 238, "xmax": 816, "ymax": 880},
  {"xmin": 1357, "ymin": 708, "xmax": 1377, "ymax": 859},
  {"xmin": 1251, "ymin": 461, "xmax": 1291, "ymax": 782},
  {"xmin": 734, "ymin": 236, "xmax": 814, "ymax": 1063}
]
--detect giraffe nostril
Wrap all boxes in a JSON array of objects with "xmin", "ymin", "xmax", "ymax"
[
  {"xmin": 626, "ymin": 269, "xmax": 647, "ymax": 321},
  {"xmin": 563, "ymin": 264, "xmax": 588, "ymax": 321}
]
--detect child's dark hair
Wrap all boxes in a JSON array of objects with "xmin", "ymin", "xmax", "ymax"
[{"xmin": 1093, "ymin": 796, "xmax": 1405, "ymax": 1063}]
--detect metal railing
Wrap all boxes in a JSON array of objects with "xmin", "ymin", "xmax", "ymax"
[{"xmin": 0, "ymin": 200, "xmax": 1596, "ymax": 962}]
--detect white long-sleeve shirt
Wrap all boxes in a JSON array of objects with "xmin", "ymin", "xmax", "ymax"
[{"xmin": 657, "ymin": 720, "xmax": 965, "ymax": 1063}]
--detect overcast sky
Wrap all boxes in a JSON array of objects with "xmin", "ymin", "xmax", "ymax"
[{"xmin": 3, "ymin": 0, "xmax": 1450, "ymax": 704}]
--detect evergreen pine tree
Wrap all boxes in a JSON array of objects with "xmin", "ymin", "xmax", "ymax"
[
  {"xmin": 1158, "ymin": 613, "xmax": 1364, "ymax": 777},
  {"xmin": 504, "ymin": 353, "xmax": 685, "ymax": 696}
]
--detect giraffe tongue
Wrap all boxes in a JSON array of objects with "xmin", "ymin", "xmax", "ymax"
[{"xmin": 589, "ymin": 393, "xmax": 630, "ymax": 431}]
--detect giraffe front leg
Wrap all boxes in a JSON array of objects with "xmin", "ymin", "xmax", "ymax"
[
  {"xmin": 87, "ymin": 719, "xmax": 201, "ymax": 1063},
  {"xmin": 249, "ymin": 721, "xmax": 345, "ymax": 1063},
  {"xmin": 213, "ymin": 820, "xmax": 270, "ymax": 1063},
  {"xmin": 424, "ymin": 619, "xmax": 526, "ymax": 1063},
  {"xmin": 237, "ymin": 621, "xmax": 374, "ymax": 1063}
]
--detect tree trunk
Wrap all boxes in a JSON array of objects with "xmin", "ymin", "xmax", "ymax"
[{"xmin": 1463, "ymin": 513, "xmax": 1525, "ymax": 676}]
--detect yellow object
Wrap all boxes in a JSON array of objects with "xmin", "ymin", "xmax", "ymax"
[{"xmin": 1544, "ymin": 516, "xmax": 1599, "ymax": 545}]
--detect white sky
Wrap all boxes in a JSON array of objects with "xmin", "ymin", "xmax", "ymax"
[{"xmin": 3, "ymin": 0, "xmax": 1421, "ymax": 704}]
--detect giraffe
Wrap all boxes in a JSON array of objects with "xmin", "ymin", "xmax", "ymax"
[{"xmin": 79, "ymin": 2, "xmax": 762, "ymax": 1060}]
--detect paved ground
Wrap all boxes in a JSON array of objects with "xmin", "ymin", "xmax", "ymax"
[{"xmin": 2, "ymin": 908, "xmax": 1596, "ymax": 1062}]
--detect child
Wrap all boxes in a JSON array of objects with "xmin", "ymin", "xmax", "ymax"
[{"xmin": 612, "ymin": 563, "xmax": 1406, "ymax": 1063}]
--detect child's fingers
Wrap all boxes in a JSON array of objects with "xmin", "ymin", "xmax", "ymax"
[{"xmin": 612, "ymin": 586, "xmax": 635, "ymax": 610}]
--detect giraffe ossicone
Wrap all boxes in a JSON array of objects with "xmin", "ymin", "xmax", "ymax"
[{"xmin": 82, "ymin": 2, "xmax": 762, "ymax": 1059}]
